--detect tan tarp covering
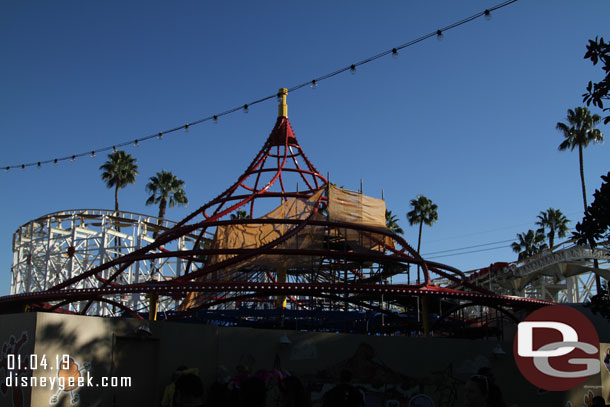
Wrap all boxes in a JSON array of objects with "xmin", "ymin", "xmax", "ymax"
[
  {"xmin": 180, "ymin": 190, "xmax": 325, "ymax": 310},
  {"xmin": 328, "ymin": 185, "xmax": 386, "ymax": 228},
  {"xmin": 327, "ymin": 185, "xmax": 393, "ymax": 252},
  {"xmin": 181, "ymin": 187, "xmax": 396, "ymax": 310},
  {"xmin": 207, "ymin": 189, "xmax": 325, "ymax": 272}
]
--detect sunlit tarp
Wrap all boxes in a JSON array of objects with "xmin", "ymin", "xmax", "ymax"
[
  {"xmin": 207, "ymin": 189, "xmax": 325, "ymax": 271},
  {"xmin": 180, "ymin": 190, "xmax": 324, "ymax": 310},
  {"xmin": 327, "ymin": 185, "xmax": 392, "ymax": 252},
  {"xmin": 328, "ymin": 185, "xmax": 386, "ymax": 228},
  {"xmin": 180, "ymin": 187, "xmax": 397, "ymax": 310}
]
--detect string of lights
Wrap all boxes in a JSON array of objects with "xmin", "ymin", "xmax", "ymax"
[{"xmin": 2, "ymin": 0, "xmax": 517, "ymax": 173}]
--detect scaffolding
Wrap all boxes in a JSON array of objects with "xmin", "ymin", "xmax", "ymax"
[{"xmin": 2, "ymin": 89, "xmax": 557, "ymax": 337}]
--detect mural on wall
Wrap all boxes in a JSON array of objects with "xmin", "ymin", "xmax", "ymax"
[
  {"xmin": 303, "ymin": 342, "xmax": 463, "ymax": 407},
  {"xmin": 0, "ymin": 331, "xmax": 29, "ymax": 407},
  {"xmin": 210, "ymin": 340, "xmax": 513, "ymax": 406},
  {"xmin": 48, "ymin": 357, "xmax": 91, "ymax": 406},
  {"xmin": 565, "ymin": 390, "xmax": 599, "ymax": 407}
]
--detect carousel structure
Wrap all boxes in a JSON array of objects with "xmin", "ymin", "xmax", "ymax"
[{"xmin": 2, "ymin": 89, "xmax": 569, "ymax": 337}]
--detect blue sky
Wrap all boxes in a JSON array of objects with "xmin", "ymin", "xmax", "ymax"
[{"xmin": 1, "ymin": 0, "xmax": 609, "ymax": 295}]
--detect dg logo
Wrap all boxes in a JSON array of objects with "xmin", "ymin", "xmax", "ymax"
[{"xmin": 513, "ymin": 305, "xmax": 600, "ymax": 391}]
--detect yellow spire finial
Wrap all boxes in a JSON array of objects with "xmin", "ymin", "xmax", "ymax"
[{"xmin": 278, "ymin": 88, "xmax": 288, "ymax": 118}]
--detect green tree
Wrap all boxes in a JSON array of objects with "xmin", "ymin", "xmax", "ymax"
[
  {"xmin": 583, "ymin": 37, "xmax": 610, "ymax": 124},
  {"xmin": 100, "ymin": 151, "xmax": 138, "ymax": 212},
  {"xmin": 145, "ymin": 170, "xmax": 188, "ymax": 223},
  {"xmin": 230, "ymin": 210, "xmax": 250, "ymax": 220},
  {"xmin": 511, "ymin": 229, "xmax": 547, "ymax": 260},
  {"xmin": 385, "ymin": 209, "xmax": 404, "ymax": 235},
  {"xmin": 407, "ymin": 195, "xmax": 438, "ymax": 256},
  {"xmin": 535, "ymin": 208, "xmax": 570, "ymax": 249},
  {"xmin": 574, "ymin": 172, "xmax": 610, "ymax": 246},
  {"xmin": 557, "ymin": 107, "xmax": 604, "ymax": 210}
]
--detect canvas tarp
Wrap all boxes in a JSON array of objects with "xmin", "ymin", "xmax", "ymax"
[
  {"xmin": 206, "ymin": 189, "xmax": 325, "ymax": 272},
  {"xmin": 327, "ymin": 185, "xmax": 393, "ymax": 252},
  {"xmin": 180, "ymin": 187, "xmax": 397, "ymax": 310},
  {"xmin": 328, "ymin": 185, "xmax": 386, "ymax": 228}
]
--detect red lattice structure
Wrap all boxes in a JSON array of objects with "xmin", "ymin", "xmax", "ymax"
[{"xmin": 0, "ymin": 89, "xmax": 550, "ymax": 335}]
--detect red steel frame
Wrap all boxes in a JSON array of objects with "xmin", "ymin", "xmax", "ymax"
[{"xmin": 0, "ymin": 109, "xmax": 552, "ymax": 326}]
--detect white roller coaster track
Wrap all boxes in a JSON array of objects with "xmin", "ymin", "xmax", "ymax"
[{"xmin": 10, "ymin": 209, "xmax": 212, "ymax": 316}]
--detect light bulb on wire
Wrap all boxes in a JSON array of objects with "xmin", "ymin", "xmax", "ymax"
[
  {"xmin": 213, "ymin": 115, "xmax": 218, "ymax": 124},
  {"xmin": 436, "ymin": 30, "xmax": 444, "ymax": 41},
  {"xmin": 484, "ymin": 9, "xmax": 492, "ymax": 20},
  {"xmin": 311, "ymin": 80, "xmax": 318, "ymax": 90},
  {"xmin": 158, "ymin": 133, "xmax": 163, "ymax": 140},
  {"xmin": 243, "ymin": 104, "xmax": 249, "ymax": 114},
  {"xmin": 350, "ymin": 64, "xmax": 357, "ymax": 75}
]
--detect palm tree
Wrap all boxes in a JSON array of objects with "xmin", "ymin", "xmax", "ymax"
[
  {"xmin": 536, "ymin": 208, "xmax": 570, "ymax": 249},
  {"xmin": 230, "ymin": 210, "xmax": 250, "ymax": 220},
  {"xmin": 557, "ymin": 107, "xmax": 604, "ymax": 210},
  {"xmin": 145, "ymin": 170, "xmax": 188, "ymax": 224},
  {"xmin": 511, "ymin": 229, "xmax": 547, "ymax": 260},
  {"xmin": 100, "ymin": 151, "xmax": 138, "ymax": 212},
  {"xmin": 407, "ymin": 195, "xmax": 438, "ymax": 256},
  {"xmin": 385, "ymin": 209, "xmax": 404, "ymax": 235}
]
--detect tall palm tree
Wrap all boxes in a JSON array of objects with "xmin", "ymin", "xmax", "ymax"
[
  {"xmin": 512, "ymin": 229, "xmax": 547, "ymax": 260},
  {"xmin": 145, "ymin": 170, "xmax": 188, "ymax": 224},
  {"xmin": 536, "ymin": 208, "xmax": 570, "ymax": 249},
  {"xmin": 230, "ymin": 210, "xmax": 250, "ymax": 220},
  {"xmin": 385, "ymin": 209, "xmax": 404, "ymax": 235},
  {"xmin": 407, "ymin": 195, "xmax": 438, "ymax": 256},
  {"xmin": 557, "ymin": 107, "xmax": 604, "ymax": 210},
  {"xmin": 99, "ymin": 151, "xmax": 138, "ymax": 212}
]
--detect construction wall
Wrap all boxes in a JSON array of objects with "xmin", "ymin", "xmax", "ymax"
[
  {"xmin": 0, "ymin": 312, "xmax": 605, "ymax": 407},
  {"xmin": 0, "ymin": 312, "xmax": 36, "ymax": 407}
]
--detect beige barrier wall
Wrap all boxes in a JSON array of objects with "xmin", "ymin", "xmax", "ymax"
[
  {"xmin": 0, "ymin": 312, "xmax": 605, "ymax": 407},
  {"xmin": 0, "ymin": 312, "xmax": 36, "ymax": 407}
]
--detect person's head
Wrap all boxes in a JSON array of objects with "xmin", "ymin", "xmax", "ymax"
[
  {"xmin": 592, "ymin": 396, "xmax": 606, "ymax": 407},
  {"xmin": 174, "ymin": 373, "xmax": 205, "ymax": 407},
  {"xmin": 339, "ymin": 369, "xmax": 353, "ymax": 384},
  {"xmin": 172, "ymin": 365, "xmax": 188, "ymax": 382},
  {"xmin": 464, "ymin": 375, "xmax": 488, "ymax": 407},
  {"xmin": 240, "ymin": 376, "xmax": 266, "ymax": 407},
  {"xmin": 281, "ymin": 375, "xmax": 307, "ymax": 407}
]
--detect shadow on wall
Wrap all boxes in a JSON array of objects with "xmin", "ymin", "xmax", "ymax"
[{"xmin": 33, "ymin": 314, "xmax": 158, "ymax": 407}]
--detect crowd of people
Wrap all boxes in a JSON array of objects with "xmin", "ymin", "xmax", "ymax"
[
  {"xmin": 161, "ymin": 364, "xmax": 608, "ymax": 407},
  {"xmin": 162, "ymin": 366, "xmax": 363, "ymax": 407}
]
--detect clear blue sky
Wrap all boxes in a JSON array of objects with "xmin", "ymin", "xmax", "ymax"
[{"xmin": 1, "ymin": 0, "xmax": 609, "ymax": 295}]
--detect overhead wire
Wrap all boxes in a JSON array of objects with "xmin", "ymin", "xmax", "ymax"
[
  {"xmin": 426, "ymin": 244, "xmax": 510, "ymax": 260},
  {"xmin": 1, "ymin": 0, "xmax": 518, "ymax": 172},
  {"xmin": 422, "ymin": 228, "xmax": 578, "ymax": 260},
  {"xmin": 422, "ymin": 239, "xmax": 515, "ymax": 256}
]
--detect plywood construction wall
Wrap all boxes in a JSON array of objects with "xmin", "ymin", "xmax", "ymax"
[{"xmin": 0, "ymin": 312, "xmax": 606, "ymax": 407}]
